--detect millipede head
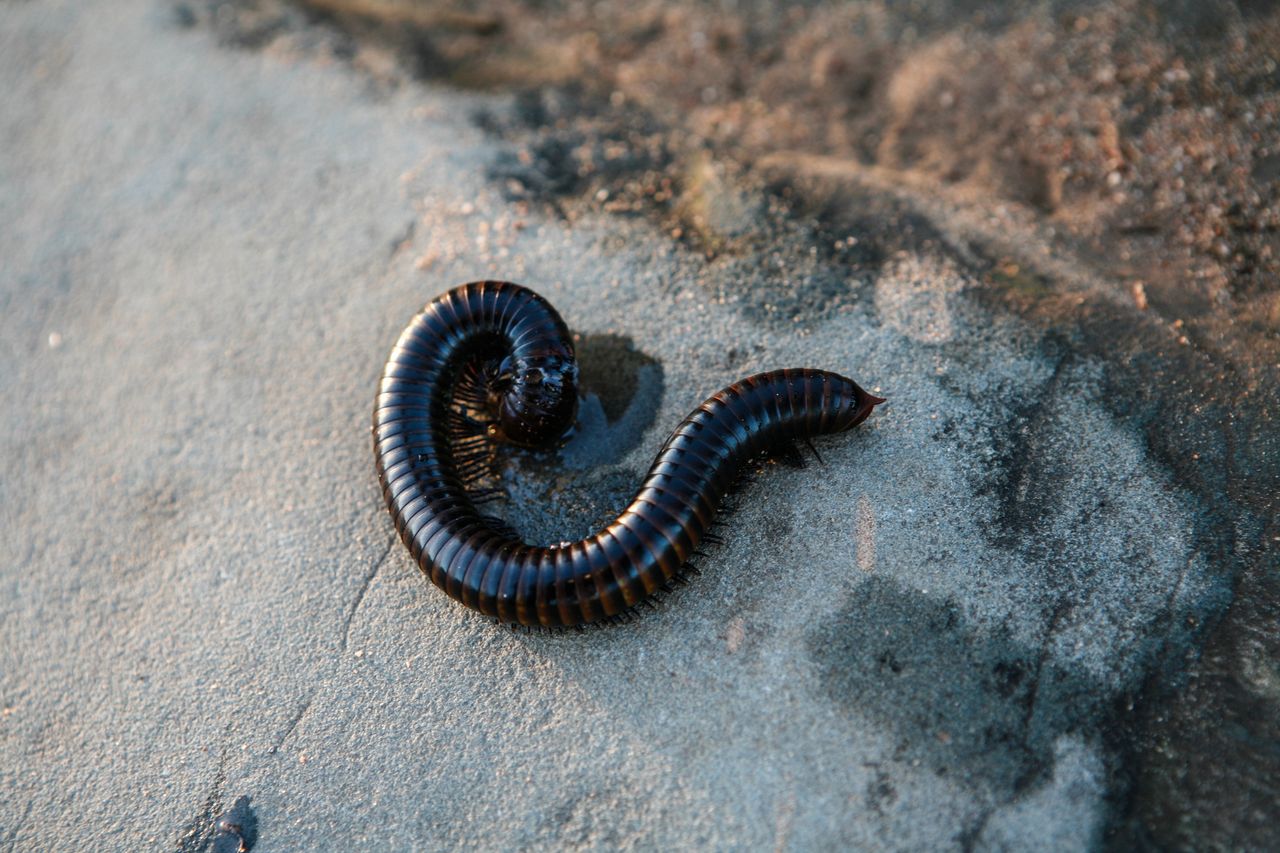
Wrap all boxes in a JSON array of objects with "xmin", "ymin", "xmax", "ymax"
[{"xmin": 493, "ymin": 347, "xmax": 580, "ymax": 448}]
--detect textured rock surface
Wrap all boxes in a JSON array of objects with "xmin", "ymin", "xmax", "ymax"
[{"xmin": 1, "ymin": 1, "xmax": 1276, "ymax": 850}]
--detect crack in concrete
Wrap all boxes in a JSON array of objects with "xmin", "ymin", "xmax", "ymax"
[
  {"xmin": 2, "ymin": 799, "xmax": 33, "ymax": 853},
  {"xmin": 341, "ymin": 534, "xmax": 395, "ymax": 653},
  {"xmin": 1021, "ymin": 600, "xmax": 1072, "ymax": 739},
  {"xmin": 270, "ymin": 695, "xmax": 315, "ymax": 756},
  {"xmin": 176, "ymin": 728, "xmax": 230, "ymax": 853},
  {"xmin": 268, "ymin": 535, "xmax": 397, "ymax": 757}
]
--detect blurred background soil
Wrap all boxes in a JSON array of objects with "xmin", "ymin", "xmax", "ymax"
[{"xmin": 187, "ymin": 0, "xmax": 1280, "ymax": 361}]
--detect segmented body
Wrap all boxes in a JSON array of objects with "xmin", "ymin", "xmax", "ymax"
[{"xmin": 373, "ymin": 281, "xmax": 883, "ymax": 627}]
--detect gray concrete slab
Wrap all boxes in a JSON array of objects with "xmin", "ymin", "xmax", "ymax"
[{"xmin": 1, "ymin": 2, "xmax": 1273, "ymax": 850}]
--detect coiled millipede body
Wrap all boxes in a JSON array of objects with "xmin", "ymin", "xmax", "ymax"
[{"xmin": 373, "ymin": 281, "xmax": 884, "ymax": 628}]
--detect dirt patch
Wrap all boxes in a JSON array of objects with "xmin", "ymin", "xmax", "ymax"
[
  {"xmin": 183, "ymin": 0, "xmax": 1279, "ymax": 346},
  {"xmin": 808, "ymin": 575, "xmax": 1102, "ymax": 801},
  {"xmin": 192, "ymin": 1, "xmax": 1279, "ymax": 319}
]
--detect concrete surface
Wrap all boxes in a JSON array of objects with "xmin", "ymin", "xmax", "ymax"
[{"xmin": 1, "ymin": 1, "xmax": 1275, "ymax": 850}]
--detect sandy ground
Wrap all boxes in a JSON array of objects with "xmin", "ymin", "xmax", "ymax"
[{"xmin": 1, "ymin": 1, "xmax": 1276, "ymax": 850}]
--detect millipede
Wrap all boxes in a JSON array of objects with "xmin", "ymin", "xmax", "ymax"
[{"xmin": 372, "ymin": 281, "xmax": 885, "ymax": 628}]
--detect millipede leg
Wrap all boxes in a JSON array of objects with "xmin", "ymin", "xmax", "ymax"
[{"xmin": 804, "ymin": 438, "xmax": 823, "ymax": 464}]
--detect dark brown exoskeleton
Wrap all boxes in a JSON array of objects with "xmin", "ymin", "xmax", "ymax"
[{"xmin": 373, "ymin": 281, "xmax": 885, "ymax": 627}]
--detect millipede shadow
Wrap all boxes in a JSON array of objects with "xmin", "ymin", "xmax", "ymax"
[{"xmin": 557, "ymin": 333, "xmax": 664, "ymax": 470}]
